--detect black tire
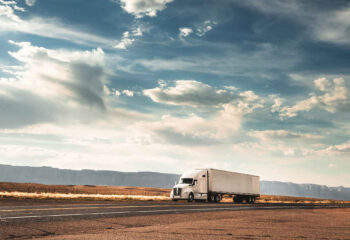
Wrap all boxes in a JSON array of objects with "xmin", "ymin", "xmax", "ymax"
[
  {"xmin": 172, "ymin": 199, "xmax": 178, "ymax": 202},
  {"xmin": 209, "ymin": 194, "xmax": 215, "ymax": 202},
  {"xmin": 188, "ymin": 193, "xmax": 194, "ymax": 202},
  {"xmin": 251, "ymin": 197, "xmax": 256, "ymax": 203},
  {"xmin": 233, "ymin": 196, "xmax": 243, "ymax": 203},
  {"xmin": 215, "ymin": 194, "xmax": 221, "ymax": 203}
]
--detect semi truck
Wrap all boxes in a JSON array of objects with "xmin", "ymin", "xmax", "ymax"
[{"xmin": 170, "ymin": 168, "xmax": 260, "ymax": 203}]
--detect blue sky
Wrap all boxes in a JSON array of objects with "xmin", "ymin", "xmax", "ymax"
[{"xmin": 0, "ymin": 0, "xmax": 350, "ymax": 187}]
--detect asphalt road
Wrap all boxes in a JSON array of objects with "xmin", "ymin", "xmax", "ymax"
[
  {"xmin": 1, "ymin": 200, "xmax": 350, "ymax": 239},
  {"xmin": 1, "ymin": 200, "xmax": 349, "ymax": 223}
]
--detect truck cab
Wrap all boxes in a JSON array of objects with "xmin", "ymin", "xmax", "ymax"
[{"xmin": 170, "ymin": 169, "xmax": 208, "ymax": 201}]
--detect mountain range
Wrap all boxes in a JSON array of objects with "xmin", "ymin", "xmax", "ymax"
[{"xmin": 0, "ymin": 164, "xmax": 349, "ymax": 200}]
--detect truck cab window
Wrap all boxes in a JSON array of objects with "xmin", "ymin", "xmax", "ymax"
[{"xmin": 180, "ymin": 178, "xmax": 193, "ymax": 184}]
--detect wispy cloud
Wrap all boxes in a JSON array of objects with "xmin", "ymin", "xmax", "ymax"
[
  {"xmin": 25, "ymin": 0, "xmax": 36, "ymax": 7},
  {"xmin": 196, "ymin": 20, "xmax": 217, "ymax": 37},
  {"xmin": 235, "ymin": 0, "xmax": 350, "ymax": 45},
  {"xmin": 0, "ymin": 1, "xmax": 114, "ymax": 46},
  {"xmin": 114, "ymin": 27, "xmax": 143, "ymax": 49}
]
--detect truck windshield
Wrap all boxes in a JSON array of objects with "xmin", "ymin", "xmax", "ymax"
[{"xmin": 180, "ymin": 178, "xmax": 193, "ymax": 184}]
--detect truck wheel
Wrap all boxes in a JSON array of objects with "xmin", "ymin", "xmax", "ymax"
[
  {"xmin": 188, "ymin": 193, "xmax": 194, "ymax": 202},
  {"xmin": 209, "ymin": 194, "xmax": 215, "ymax": 202},
  {"xmin": 172, "ymin": 199, "xmax": 178, "ymax": 202},
  {"xmin": 215, "ymin": 194, "xmax": 221, "ymax": 203}
]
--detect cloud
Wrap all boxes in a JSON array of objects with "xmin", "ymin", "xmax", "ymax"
[
  {"xmin": 143, "ymin": 80, "xmax": 264, "ymax": 112},
  {"xmin": 0, "ymin": 1, "xmax": 113, "ymax": 46},
  {"xmin": 313, "ymin": 7, "xmax": 350, "ymax": 45},
  {"xmin": 133, "ymin": 42, "xmax": 295, "ymax": 77},
  {"xmin": 328, "ymin": 163, "xmax": 336, "ymax": 168},
  {"xmin": 270, "ymin": 95, "xmax": 284, "ymax": 113},
  {"xmin": 278, "ymin": 77, "xmax": 349, "ymax": 118},
  {"xmin": 0, "ymin": 0, "xmax": 21, "ymax": 22},
  {"xmin": 0, "ymin": 41, "xmax": 108, "ymax": 128},
  {"xmin": 250, "ymin": 130, "xmax": 323, "ymax": 141},
  {"xmin": 119, "ymin": 0, "xmax": 173, "ymax": 18},
  {"xmin": 114, "ymin": 31, "xmax": 135, "ymax": 49},
  {"xmin": 234, "ymin": 0, "xmax": 350, "ymax": 45},
  {"xmin": 139, "ymin": 80, "xmax": 265, "ymax": 146},
  {"xmin": 114, "ymin": 27, "xmax": 143, "ymax": 49},
  {"xmin": 325, "ymin": 141, "xmax": 350, "ymax": 154},
  {"xmin": 25, "ymin": 0, "xmax": 36, "ymax": 6},
  {"xmin": 179, "ymin": 27, "xmax": 192, "ymax": 39},
  {"xmin": 122, "ymin": 90, "xmax": 134, "ymax": 97},
  {"xmin": 129, "ymin": 105, "xmax": 244, "ymax": 146},
  {"xmin": 196, "ymin": 20, "xmax": 216, "ymax": 37}
]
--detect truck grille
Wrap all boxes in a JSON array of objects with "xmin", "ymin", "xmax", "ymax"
[{"xmin": 173, "ymin": 187, "xmax": 182, "ymax": 196}]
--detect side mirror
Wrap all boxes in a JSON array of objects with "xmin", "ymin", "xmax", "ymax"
[{"xmin": 174, "ymin": 181, "xmax": 177, "ymax": 185}]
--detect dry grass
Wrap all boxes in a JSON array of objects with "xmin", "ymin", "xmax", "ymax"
[
  {"xmin": 0, "ymin": 191, "xmax": 170, "ymax": 201},
  {"xmin": 257, "ymin": 194, "xmax": 350, "ymax": 204},
  {"xmin": 0, "ymin": 182, "xmax": 170, "ymax": 201},
  {"xmin": 1, "ymin": 182, "xmax": 349, "ymax": 203},
  {"xmin": 0, "ymin": 182, "xmax": 170, "ymax": 196}
]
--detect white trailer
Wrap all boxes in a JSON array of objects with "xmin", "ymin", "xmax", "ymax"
[{"xmin": 170, "ymin": 168, "xmax": 260, "ymax": 203}]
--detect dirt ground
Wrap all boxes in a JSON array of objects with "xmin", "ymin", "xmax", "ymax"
[
  {"xmin": 2, "ymin": 208, "xmax": 349, "ymax": 240},
  {"xmin": 46, "ymin": 208, "xmax": 350, "ymax": 240}
]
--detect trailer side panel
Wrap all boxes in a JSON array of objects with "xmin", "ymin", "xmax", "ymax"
[{"xmin": 208, "ymin": 169, "xmax": 260, "ymax": 195}]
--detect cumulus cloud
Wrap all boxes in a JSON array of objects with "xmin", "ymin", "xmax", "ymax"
[
  {"xmin": 144, "ymin": 80, "xmax": 233, "ymax": 107},
  {"xmin": 0, "ymin": 41, "xmax": 108, "ymax": 128},
  {"xmin": 0, "ymin": 0, "xmax": 21, "ymax": 22},
  {"xmin": 119, "ymin": 0, "xmax": 173, "ymax": 18},
  {"xmin": 143, "ymin": 80, "xmax": 264, "ymax": 113},
  {"xmin": 179, "ymin": 27, "xmax": 192, "ymax": 39},
  {"xmin": 278, "ymin": 77, "xmax": 349, "ymax": 118}
]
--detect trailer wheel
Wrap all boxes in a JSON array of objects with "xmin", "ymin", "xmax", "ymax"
[
  {"xmin": 233, "ymin": 196, "xmax": 243, "ymax": 203},
  {"xmin": 248, "ymin": 196, "xmax": 252, "ymax": 204},
  {"xmin": 215, "ymin": 194, "xmax": 221, "ymax": 203},
  {"xmin": 188, "ymin": 193, "xmax": 194, "ymax": 202}
]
